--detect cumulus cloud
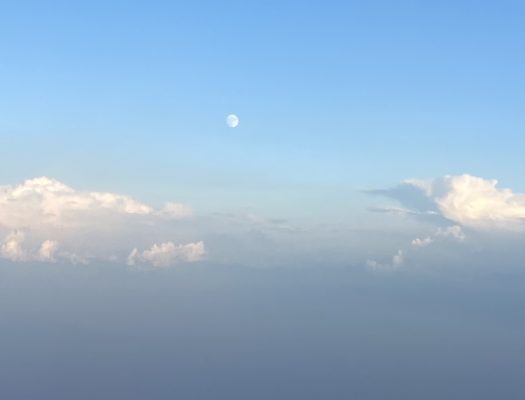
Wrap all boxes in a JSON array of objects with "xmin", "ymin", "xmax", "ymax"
[
  {"xmin": 368, "ymin": 224, "xmax": 467, "ymax": 271},
  {"xmin": 392, "ymin": 249, "xmax": 404, "ymax": 266},
  {"xmin": 366, "ymin": 249, "xmax": 404, "ymax": 270},
  {"xmin": 0, "ymin": 177, "xmax": 192, "ymax": 229},
  {"xmin": 368, "ymin": 174, "xmax": 525, "ymax": 231},
  {"xmin": 37, "ymin": 240, "xmax": 59, "ymax": 262},
  {"xmin": 0, "ymin": 231, "xmax": 27, "ymax": 261},
  {"xmin": 127, "ymin": 241, "xmax": 205, "ymax": 268},
  {"xmin": 411, "ymin": 237, "xmax": 433, "ymax": 247},
  {"xmin": 0, "ymin": 177, "xmax": 201, "ymax": 266},
  {"xmin": 0, "ymin": 231, "xmax": 61, "ymax": 263},
  {"xmin": 411, "ymin": 225, "xmax": 465, "ymax": 248}
]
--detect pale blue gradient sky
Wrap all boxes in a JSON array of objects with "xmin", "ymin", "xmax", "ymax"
[{"xmin": 1, "ymin": 0, "xmax": 524, "ymax": 218}]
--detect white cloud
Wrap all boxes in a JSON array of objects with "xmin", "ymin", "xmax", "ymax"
[
  {"xmin": 411, "ymin": 237, "xmax": 433, "ymax": 247},
  {"xmin": 0, "ymin": 231, "xmax": 62, "ymax": 263},
  {"xmin": 0, "ymin": 177, "xmax": 201, "ymax": 266},
  {"xmin": 0, "ymin": 231, "xmax": 27, "ymax": 261},
  {"xmin": 411, "ymin": 225, "xmax": 465, "ymax": 249},
  {"xmin": 37, "ymin": 240, "xmax": 59, "ymax": 262},
  {"xmin": 435, "ymin": 176, "xmax": 525, "ymax": 230},
  {"xmin": 0, "ymin": 177, "xmax": 192, "ymax": 229},
  {"xmin": 369, "ymin": 224, "xmax": 467, "ymax": 271},
  {"xmin": 366, "ymin": 249, "xmax": 404, "ymax": 271},
  {"xmin": 392, "ymin": 249, "xmax": 404, "ymax": 266},
  {"xmin": 127, "ymin": 241, "xmax": 205, "ymax": 268},
  {"xmin": 370, "ymin": 174, "xmax": 525, "ymax": 231}
]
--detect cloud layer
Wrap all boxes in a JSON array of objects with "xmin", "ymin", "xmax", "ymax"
[{"xmin": 3, "ymin": 174, "xmax": 523, "ymax": 270}]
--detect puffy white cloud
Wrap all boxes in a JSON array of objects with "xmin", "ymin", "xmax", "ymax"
[
  {"xmin": 37, "ymin": 240, "xmax": 59, "ymax": 262},
  {"xmin": 0, "ymin": 177, "xmax": 192, "ymax": 229},
  {"xmin": 411, "ymin": 237, "xmax": 433, "ymax": 247},
  {"xmin": 0, "ymin": 177, "xmax": 142, "ymax": 229},
  {"xmin": 369, "ymin": 174, "xmax": 525, "ymax": 231},
  {"xmin": 392, "ymin": 249, "xmax": 404, "ymax": 266},
  {"xmin": 369, "ymin": 224, "xmax": 467, "ymax": 271},
  {"xmin": 435, "ymin": 176, "xmax": 525, "ymax": 230},
  {"xmin": 0, "ymin": 177, "xmax": 201, "ymax": 266},
  {"xmin": 411, "ymin": 225, "xmax": 465, "ymax": 249},
  {"xmin": 127, "ymin": 241, "xmax": 205, "ymax": 268},
  {"xmin": 365, "ymin": 249, "xmax": 404, "ymax": 271},
  {"xmin": 0, "ymin": 231, "xmax": 61, "ymax": 263},
  {"xmin": 0, "ymin": 231, "xmax": 27, "ymax": 261}
]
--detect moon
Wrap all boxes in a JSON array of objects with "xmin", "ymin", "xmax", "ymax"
[{"xmin": 226, "ymin": 114, "xmax": 239, "ymax": 128}]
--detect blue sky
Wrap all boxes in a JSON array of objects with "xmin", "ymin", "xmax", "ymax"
[{"xmin": 2, "ymin": 1, "xmax": 525, "ymax": 209}]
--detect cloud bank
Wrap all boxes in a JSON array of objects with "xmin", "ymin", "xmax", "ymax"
[
  {"xmin": 3, "ymin": 174, "xmax": 523, "ymax": 270},
  {"xmin": 0, "ymin": 177, "xmax": 202, "ymax": 267}
]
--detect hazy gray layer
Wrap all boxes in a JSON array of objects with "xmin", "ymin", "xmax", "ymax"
[{"xmin": 1, "ymin": 263, "xmax": 524, "ymax": 400}]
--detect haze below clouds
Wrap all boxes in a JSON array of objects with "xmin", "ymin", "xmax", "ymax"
[{"xmin": 2, "ymin": 263, "xmax": 525, "ymax": 400}]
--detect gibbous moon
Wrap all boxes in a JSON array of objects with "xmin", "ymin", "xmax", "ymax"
[{"xmin": 226, "ymin": 114, "xmax": 239, "ymax": 128}]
